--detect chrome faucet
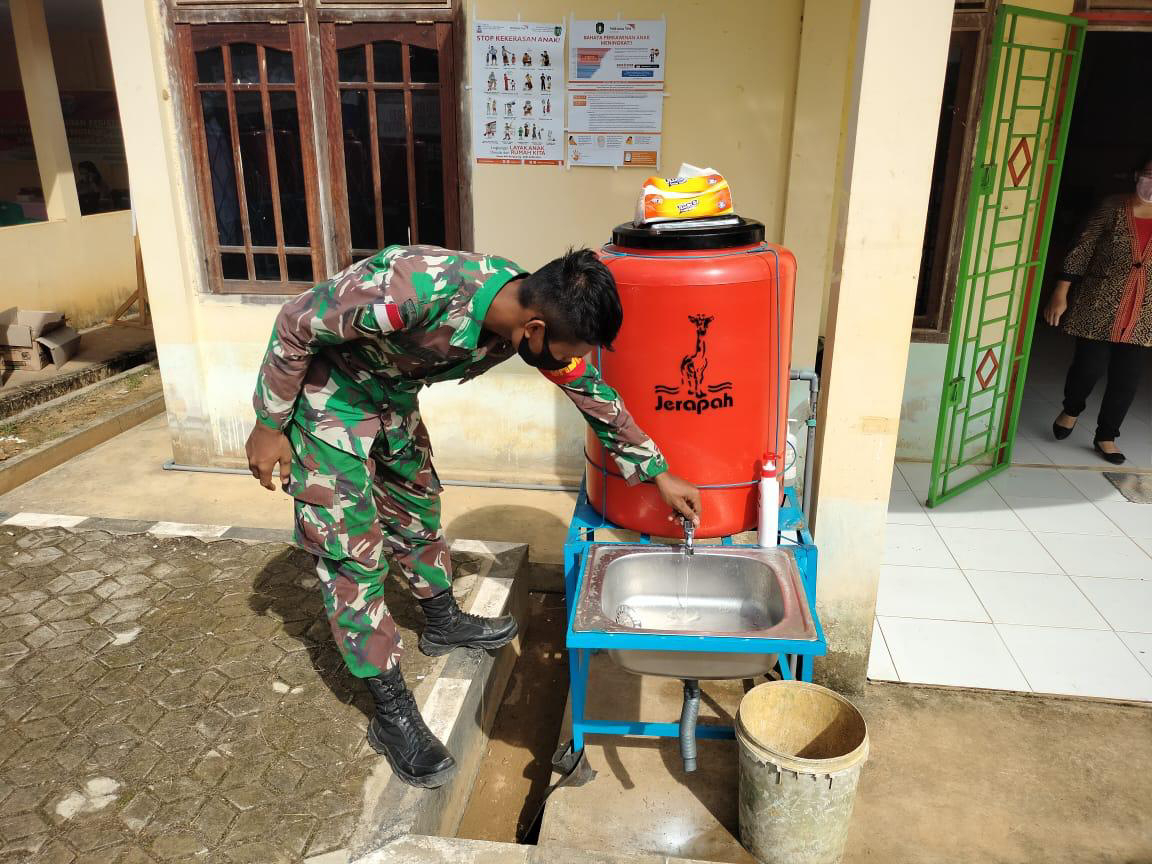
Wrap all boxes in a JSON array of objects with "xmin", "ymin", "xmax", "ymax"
[{"xmin": 681, "ymin": 517, "xmax": 695, "ymax": 556}]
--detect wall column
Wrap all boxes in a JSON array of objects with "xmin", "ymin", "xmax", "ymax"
[
  {"xmin": 10, "ymin": 0, "xmax": 80, "ymax": 222},
  {"xmin": 102, "ymin": 0, "xmax": 216, "ymax": 463},
  {"xmin": 810, "ymin": 0, "xmax": 953, "ymax": 693},
  {"xmin": 782, "ymin": 0, "xmax": 858, "ymax": 369}
]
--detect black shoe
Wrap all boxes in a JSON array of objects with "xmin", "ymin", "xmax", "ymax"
[
  {"xmin": 1093, "ymin": 439, "xmax": 1126, "ymax": 465},
  {"xmin": 418, "ymin": 589, "xmax": 518, "ymax": 657},
  {"xmin": 1052, "ymin": 414, "xmax": 1076, "ymax": 440},
  {"xmin": 365, "ymin": 665, "xmax": 457, "ymax": 788}
]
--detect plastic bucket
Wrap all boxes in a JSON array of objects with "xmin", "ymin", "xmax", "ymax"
[{"xmin": 735, "ymin": 681, "xmax": 869, "ymax": 864}]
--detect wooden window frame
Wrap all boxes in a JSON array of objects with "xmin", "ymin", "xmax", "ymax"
[
  {"xmin": 168, "ymin": 3, "xmax": 467, "ymax": 296},
  {"xmin": 176, "ymin": 22, "xmax": 327, "ymax": 295},
  {"xmin": 912, "ymin": 11, "xmax": 994, "ymax": 342},
  {"xmin": 321, "ymin": 20, "xmax": 461, "ymax": 269}
]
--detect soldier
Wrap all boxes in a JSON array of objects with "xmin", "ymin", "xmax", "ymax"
[{"xmin": 246, "ymin": 247, "xmax": 700, "ymax": 788}]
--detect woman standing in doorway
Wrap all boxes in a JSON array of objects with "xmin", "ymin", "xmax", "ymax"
[{"xmin": 1044, "ymin": 156, "xmax": 1152, "ymax": 465}]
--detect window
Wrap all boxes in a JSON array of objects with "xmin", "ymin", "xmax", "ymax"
[
  {"xmin": 174, "ymin": 12, "xmax": 461, "ymax": 294},
  {"xmin": 322, "ymin": 22, "xmax": 460, "ymax": 267},
  {"xmin": 177, "ymin": 24, "xmax": 325, "ymax": 293},
  {"xmin": 44, "ymin": 0, "xmax": 129, "ymax": 215},
  {"xmin": 913, "ymin": 16, "xmax": 989, "ymax": 339},
  {"xmin": 0, "ymin": 1, "xmax": 45, "ymax": 225}
]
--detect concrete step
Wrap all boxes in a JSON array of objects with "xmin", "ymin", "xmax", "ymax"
[
  {"xmin": 0, "ymin": 324, "xmax": 155, "ymax": 420},
  {"xmin": 343, "ymin": 539, "xmax": 531, "ymax": 862}
]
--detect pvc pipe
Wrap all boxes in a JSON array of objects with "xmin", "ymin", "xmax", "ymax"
[
  {"xmin": 161, "ymin": 460, "xmax": 580, "ymax": 492},
  {"xmin": 789, "ymin": 369, "xmax": 820, "ymax": 525},
  {"xmin": 680, "ymin": 679, "xmax": 701, "ymax": 773}
]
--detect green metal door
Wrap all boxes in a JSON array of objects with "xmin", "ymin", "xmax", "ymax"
[{"xmin": 927, "ymin": 5, "xmax": 1085, "ymax": 507}]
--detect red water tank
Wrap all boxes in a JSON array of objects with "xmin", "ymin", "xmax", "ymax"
[{"xmin": 587, "ymin": 218, "xmax": 795, "ymax": 538}]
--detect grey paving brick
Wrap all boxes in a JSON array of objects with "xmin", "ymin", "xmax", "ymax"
[{"xmin": 0, "ymin": 524, "xmax": 482, "ymax": 861}]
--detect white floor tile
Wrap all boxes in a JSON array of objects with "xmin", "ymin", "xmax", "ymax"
[
  {"xmin": 1060, "ymin": 469, "xmax": 1129, "ymax": 504},
  {"xmin": 3, "ymin": 513, "xmax": 88, "ymax": 528},
  {"xmin": 1118, "ymin": 632, "xmax": 1152, "ymax": 677},
  {"xmin": 1037, "ymin": 533, "xmax": 1152, "ymax": 580},
  {"xmin": 878, "ymin": 617, "xmax": 1029, "ymax": 691},
  {"xmin": 1033, "ymin": 428, "xmax": 1152, "ymax": 471},
  {"xmin": 1003, "ymin": 496, "xmax": 1125, "ymax": 537},
  {"xmin": 925, "ymin": 486, "xmax": 1025, "ymax": 532},
  {"xmin": 877, "ymin": 565, "xmax": 988, "ymax": 622},
  {"xmin": 1133, "ymin": 536, "xmax": 1152, "ymax": 558},
  {"xmin": 148, "ymin": 522, "xmax": 230, "ymax": 539},
  {"xmin": 887, "ymin": 491, "xmax": 931, "ymax": 526},
  {"xmin": 990, "ymin": 467, "xmax": 1084, "ymax": 500},
  {"xmin": 1015, "ymin": 400, "xmax": 1062, "ymax": 442},
  {"xmin": 1009, "ymin": 436, "xmax": 1053, "ymax": 466},
  {"xmin": 897, "ymin": 462, "xmax": 932, "ymax": 498},
  {"xmin": 1095, "ymin": 501, "xmax": 1152, "ymax": 540},
  {"xmin": 1073, "ymin": 578, "xmax": 1152, "ymax": 633},
  {"xmin": 997, "ymin": 625, "xmax": 1152, "ymax": 702},
  {"xmin": 937, "ymin": 526, "xmax": 1062, "ymax": 574},
  {"xmin": 867, "ymin": 620, "xmax": 898, "ymax": 681},
  {"xmin": 965, "ymin": 570, "xmax": 1108, "ymax": 629},
  {"xmin": 883, "ymin": 524, "xmax": 956, "ymax": 569},
  {"xmin": 890, "ymin": 465, "xmax": 911, "ymax": 496}
]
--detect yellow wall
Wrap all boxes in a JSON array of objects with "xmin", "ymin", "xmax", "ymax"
[
  {"xmin": 783, "ymin": 0, "xmax": 857, "ymax": 369},
  {"xmin": 469, "ymin": 1, "xmax": 802, "ymax": 260},
  {"xmin": 3, "ymin": 0, "xmax": 134, "ymax": 330},
  {"xmin": 424, "ymin": 0, "xmax": 805, "ymax": 482},
  {"xmin": 0, "ymin": 212, "xmax": 135, "ymax": 328},
  {"xmin": 110, "ymin": 0, "xmax": 808, "ymax": 477},
  {"xmin": 811, "ymin": 0, "xmax": 954, "ymax": 690}
]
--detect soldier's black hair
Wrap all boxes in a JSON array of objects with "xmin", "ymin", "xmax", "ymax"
[{"xmin": 520, "ymin": 248, "xmax": 623, "ymax": 348}]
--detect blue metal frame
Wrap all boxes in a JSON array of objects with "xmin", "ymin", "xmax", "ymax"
[{"xmin": 562, "ymin": 483, "xmax": 826, "ymax": 754}]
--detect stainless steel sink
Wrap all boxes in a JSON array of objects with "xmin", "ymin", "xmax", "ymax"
[{"xmin": 573, "ymin": 545, "xmax": 817, "ymax": 679}]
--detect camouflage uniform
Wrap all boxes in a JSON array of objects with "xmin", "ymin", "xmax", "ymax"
[{"xmin": 254, "ymin": 245, "xmax": 667, "ymax": 677}]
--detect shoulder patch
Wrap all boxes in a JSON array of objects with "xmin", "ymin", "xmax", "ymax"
[{"xmin": 541, "ymin": 356, "xmax": 587, "ymax": 384}]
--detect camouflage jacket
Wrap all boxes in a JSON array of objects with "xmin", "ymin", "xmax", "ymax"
[{"xmin": 253, "ymin": 245, "xmax": 668, "ymax": 484}]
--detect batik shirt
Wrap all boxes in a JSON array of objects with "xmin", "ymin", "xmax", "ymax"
[{"xmin": 253, "ymin": 245, "xmax": 668, "ymax": 484}]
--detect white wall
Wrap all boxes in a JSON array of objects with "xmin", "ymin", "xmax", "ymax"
[{"xmin": 896, "ymin": 342, "xmax": 947, "ymax": 461}]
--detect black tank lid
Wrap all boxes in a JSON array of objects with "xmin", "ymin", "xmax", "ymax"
[{"xmin": 610, "ymin": 216, "xmax": 765, "ymax": 251}]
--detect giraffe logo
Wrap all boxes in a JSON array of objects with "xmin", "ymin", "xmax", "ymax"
[{"xmin": 654, "ymin": 314, "xmax": 734, "ymax": 414}]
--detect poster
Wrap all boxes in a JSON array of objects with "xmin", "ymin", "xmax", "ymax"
[
  {"xmin": 566, "ymin": 133, "xmax": 660, "ymax": 168},
  {"xmin": 472, "ymin": 20, "xmax": 565, "ymax": 165},
  {"xmin": 567, "ymin": 20, "xmax": 666, "ymax": 167},
  {"xmin": 568, "ymin": 89, "xmax": 662, "ymax": 134},
  {"xmin": 569, "ymin": 19, "xmax": 666, "ymax": 87}
]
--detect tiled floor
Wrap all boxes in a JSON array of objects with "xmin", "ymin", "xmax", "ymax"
[
  {"xmin": 1011, "ymin": 326, "xmax": 1152, "ymax": 469},
  {"xmin": 872, "ymin": 462, "xmax": 1152, "ymax": 702}
]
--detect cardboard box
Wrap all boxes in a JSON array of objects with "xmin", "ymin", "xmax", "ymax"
[
  {"xmin": 0, "ymin": 345, "xmax": 47, "ymax": 371},
  {"xmin": 0, "ymin": 307, "xmax": 81, "ymax": 370}
]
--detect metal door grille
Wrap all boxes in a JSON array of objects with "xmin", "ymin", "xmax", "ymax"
[{"xmin": 928, "ymin": 5, "xmax": 1085, "ymax": 507}]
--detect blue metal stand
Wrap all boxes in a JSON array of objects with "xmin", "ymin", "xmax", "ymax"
[{"xmin": 562, "ymin": 484, "xmax": 826, "ymax": 755}]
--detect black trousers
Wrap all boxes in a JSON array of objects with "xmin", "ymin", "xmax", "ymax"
[{"xmin": 1062, "ymin": 336, "xmax": 1148, "ymax": 441}]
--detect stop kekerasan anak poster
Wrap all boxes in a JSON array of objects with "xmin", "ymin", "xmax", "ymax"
[{"xmin": 472, "ymin": 20, "xmax": 565, "ymax": 165}]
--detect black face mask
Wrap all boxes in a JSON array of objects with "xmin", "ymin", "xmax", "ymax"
[{"xmin": 517, "ymin": 324, "xmax": 571, "ymax": 371}]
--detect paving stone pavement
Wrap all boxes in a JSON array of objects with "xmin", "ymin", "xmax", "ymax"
[{"xmin": 0, "ymin": 525, "xmax": 480, "ymax": 863}]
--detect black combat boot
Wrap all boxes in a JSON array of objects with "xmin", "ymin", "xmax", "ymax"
[
  {"xmin": 365, "ymin": 665, "xmax": 456, "ymax": 788},
  {"xmin": 418, "ymin": 589, "xmax": 518, "ymax": 657}
]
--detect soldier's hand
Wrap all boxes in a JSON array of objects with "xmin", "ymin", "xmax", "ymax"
[
  {"xmin": 654, "ymin": 472, "xmax": 701, "ymax": 528},
  {"xmin": 245, "ymin": 423, "xmax": 293, "ymax": 492}
]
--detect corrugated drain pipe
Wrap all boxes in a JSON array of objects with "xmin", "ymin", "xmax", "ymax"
[{"xmin": 161, "ymin": 460, "xmax": 581, "ymax": 492}]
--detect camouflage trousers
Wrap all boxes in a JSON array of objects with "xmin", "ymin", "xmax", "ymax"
[{"xmin": 287, "ymin": 420, "xmax": 451, "ymax": 678}]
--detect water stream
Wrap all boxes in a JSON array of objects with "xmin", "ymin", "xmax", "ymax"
[{"xmin": 665, "ymin": 551, "xmax": 700, "ymax": 626}]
